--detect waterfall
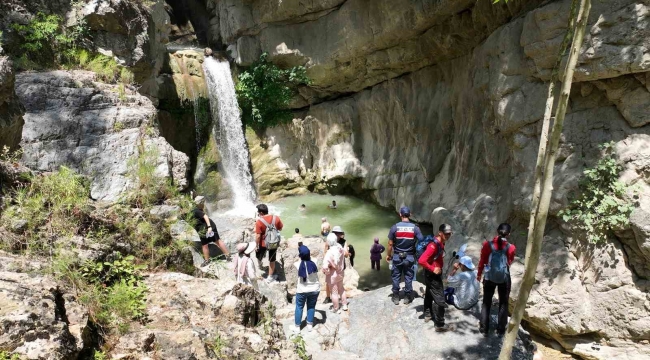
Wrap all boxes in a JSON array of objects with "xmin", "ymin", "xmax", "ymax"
[{"xmin": 203, "ymin": 57, "xmax": 257, "ymax": 214}]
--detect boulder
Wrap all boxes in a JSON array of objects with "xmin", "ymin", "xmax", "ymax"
[
  {"xmin": 170, "ymin": 220, "xmax": 200, "ymax": 243},
  {"xmin": 149, "ymin": 204, "xmax": 181, "ymax": 221},
  {"xmin": 15, "ymin": 71, "xmax": 190, "ymax": 202}
]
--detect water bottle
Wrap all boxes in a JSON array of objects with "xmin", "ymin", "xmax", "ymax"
[{"xmin": 388, "ymin": 260, "xmax": 393, "ymax": 271}]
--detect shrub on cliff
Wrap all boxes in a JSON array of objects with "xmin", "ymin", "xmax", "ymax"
[
  {"xmin": 236, "ymin": 52, "xmax": 310, "ymax": 131},
  {"xmin": 559, "ymin": 142, "xmax": 638, "ymax": 243}
]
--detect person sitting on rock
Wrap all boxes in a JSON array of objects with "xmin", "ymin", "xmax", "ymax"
[
  {"xmin": 233, "ymin": 242, "xmax": 258, "ymax": 290},
  {"xmin": 321, "ymin": 217, "xmax": 331, "ymax": 237},
  {"xmin": 444, "ymin": 256, "xmax": 479, "ymax": 310},
  {"xmin": 192, "ymin": 196, "xmax": 230, "ymax": 267},
  {"xmin": 478, "ymin": 223, "xmax": 516, "ymax": 337},
  {"xmin": 370, "ymin": 237, "xmax": 385, "ymax": 271},
  {"xmin": 323, "ymin": 233, "xmax": 348, "ymax": 313},
  {"xmin": 293, "ymin": 245, "xmax": 320, "ymax": 334}
]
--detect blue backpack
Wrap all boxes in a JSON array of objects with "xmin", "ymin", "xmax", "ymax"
[
  {"xmin": 416, "ymin": 235, "xmax": 442, "ymax": 261},
  {"xmin": 487, "ymin": 241, "xmax": 511, "ymax": 284}
]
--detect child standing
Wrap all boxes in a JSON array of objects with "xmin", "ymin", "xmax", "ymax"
[
  {"xmin": 370, "ymin": 237, "xmax": 385, "ymax": 271},
  {"xmin": 233, "ymin": 242, "xmax": 258, "ymax": 290}
]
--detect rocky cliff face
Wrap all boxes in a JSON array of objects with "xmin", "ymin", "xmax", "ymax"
[
  {"xmin": 222, "ymin": 0, "xmax": 650, "ymax": 358},
  {"xmin": 16, "ymin": 71, "xmax": 189, "ymax": 201}
]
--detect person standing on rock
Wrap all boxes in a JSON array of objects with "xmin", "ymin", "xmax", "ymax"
[
  {"xmin": 323, "ymin": 225, "xmax": 348, "ymax": 303},
  {"xmin": 323, "ymin": 233, "xmax": 348, "ymax": 313},
  {"xmin": 477, "ymin": 223, "xmax": 516, "ymax": 337},
  {"xmin": 387, "ymin": 206, "xmax": 423, "ymax": 305},
  {"xmin": 233, "ymin": 242, "xmax": 258, "ymax": 290},
  {"xmin": 370, "ymin": 237, "xmax": 385, "ymax": 271},
  {"xmin": 418, "ymin": 223, "xmax": 453, "ymax": 332},
  {"xmin": 255, "ymin": 204, "xmax": 284, "ymax": 283},
  {"xmin": 321, "ymin": 217, "xmax": 331, "ymax": 237},
  {"xmin": 192, "ymin": 196, "xmax": 230, "ymax": 267},
  {"xmin": 293, "ymin": 245, "xmax": 320, "ymax": 333}
]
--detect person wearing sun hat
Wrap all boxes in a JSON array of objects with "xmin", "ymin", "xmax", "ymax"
[
  {"xmin": 233, "ymin": 242, "xmax": 258, "ymax": 290},
  {"xmin": 444, "ymin": 255, "xmax": 480, "ymax": 311}
]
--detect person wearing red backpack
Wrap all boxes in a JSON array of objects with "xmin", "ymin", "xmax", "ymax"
[
  {"xmin": 418, "ymin": 223, "xmax": 453, "ymax": 332},
  {"xmin": 477, "ymin": 223, "xmax": 516, "ymax": 337},
  {"xmin": 255, "ymin": 204, "xmax": 284, "ymax": 283}
]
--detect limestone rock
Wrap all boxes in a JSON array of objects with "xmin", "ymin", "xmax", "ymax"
[
  {"xmin": 149, "ymin": 204, "xmax": 181, "ymax": 220},
  {"xmin": 170, "ymin": 220, "xmax": 200, "ymax": 243},
  {"xmin": 0, "ymin": 56, "xmax": 24, "ymax": 150},
  {"xmin": 0, "ymin": 253, "xmax": 88, "ymax": 359},
  {"xmin": 15, "ymin": 71, "xmax": 190, "ymax": 202}
]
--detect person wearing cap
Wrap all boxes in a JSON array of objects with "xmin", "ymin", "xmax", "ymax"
[
  {"xmin": 233, "ymin": 242, "xmax": 258, "ymax": 290},
  {"xmin": 192, "ymin": 196, "xmax": 230, "ymax": 267},
  {"xmin": 320, "ymin": 217, "xmax": 331, "ymax": 237},
  {"xmin": 444, "ymin": 256, "xmax": 480, "ymax": 310},
  {"xmin": 418, "ymin": 223, "xmax": 453, "ymax": 332},
  {"xmin": 293, "ymin": 245, "xmax": 320, "ymax": 334},
  {"xmin": 255, "ymin": 204, "xmax": 284, "ymax": 283},
  {"xmin": 387, "ymin": 206, "xmax": 423, "ymax": 305}
]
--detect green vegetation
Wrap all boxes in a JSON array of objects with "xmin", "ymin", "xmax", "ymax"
[
  {"xmin": 235, "ymin": 52, "xmax": 310, "ymax": 131},
  {"xmin": 558, "ymin": 142, "xmax": 638, "ymax": 243},
  {"xmin": 92, "ymin": 350, "xmax": 107, "ymax": 360},
  {"xmin": 0, "ymin": 146, "xmax": 23, "ymax": 164},
  {"xmin": 0, "ymin": 351, "xmax": 20, "ymax": 360},
  {"xmin": 1, "ymin": 166, "xmax": 89, "ymax": 252},
  {"xmin": 206, "ymin": 333, "xmax": 228, "ymax": 358},
  {"xmin": 10, "ymin": 12, "xmax": 86, "ymax": 69},
  {"xmin": 291, "ymin": 334, "xmax": 309, "ymax": 360},
  {"xmin": 52, "ymin": 253, "xmax": 147, "ymax": 335}
]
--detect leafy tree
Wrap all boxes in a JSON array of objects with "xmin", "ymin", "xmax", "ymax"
[{"xmin": 235, "ymin": 53, "xmax": 310, "ymax": 131}]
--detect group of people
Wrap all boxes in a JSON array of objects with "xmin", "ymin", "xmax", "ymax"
[
  {"xmin": 389, "ymin": 206, "xmax": 516, "ymax": 335},
  {"xmin": 193, "ymin": 196, "xmax": 516, "ymax": 338}
]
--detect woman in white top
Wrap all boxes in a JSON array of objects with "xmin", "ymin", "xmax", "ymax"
[
  {"xmin": 323, "ymin": 233, "xmax": 348, "ymax": 313},
  {"xmin": 233, "ymin": 242, "xmax": 258, "ymax": 290},
  {"xmin": 294, "ymin": 245, "xmax": 320, "ymax": 333}
]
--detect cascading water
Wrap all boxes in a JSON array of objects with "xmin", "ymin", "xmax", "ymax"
[{"xmin": 203, "ymin": 57, "xmax": 257, "ymax": 214}]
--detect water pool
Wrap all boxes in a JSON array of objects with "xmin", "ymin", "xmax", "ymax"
[{"xmin": 271, "ymin": 194, "xmax": 430, "ymax": 289}]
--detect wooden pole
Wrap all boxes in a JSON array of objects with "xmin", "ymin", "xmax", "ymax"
[{"xmin": 498, "ymin": 0, "xmax": 591, "ymax": 358}]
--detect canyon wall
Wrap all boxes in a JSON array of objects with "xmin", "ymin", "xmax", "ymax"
[{"xmin": 208, "ymin": 0, "xmax": 650, "ymax": 358}]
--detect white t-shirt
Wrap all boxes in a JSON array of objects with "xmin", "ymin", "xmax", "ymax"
[
  {"xmin": 294, "ymin": 261, "xmax": 321, "ymax": 293},
  {"xmin": 447, "ymin": 270, "xmax": 479, "ymax": 310}
]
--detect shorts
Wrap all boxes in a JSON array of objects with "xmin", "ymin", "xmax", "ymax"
[
  {"xmin": 256, "ymin": 246, "xmax": 277, "ymax": 262},
  {"xmin": 200, "ymin": 236, "xmax": 219, "ymax": 246}
]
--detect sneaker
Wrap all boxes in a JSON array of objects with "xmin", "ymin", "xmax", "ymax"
[
  {"xmin": 292, "ymin": 325, "xmax": 301, "ymax": 334},
  {"xmin": 200, "ymin": 259, "xmax": 210, "ymax": 267},
  {"xmin": 403, "ymin": 294, "xmax": 413, "ymax": 305},
  {"xmin": 307, "ymin": 323, "xmax": 314, "ymax": 332},
  {"xmin": 435, "ymin": 324, "xmax": 452, "ymax": 332},
  {"xmin": 341, "ymin": 304, "xmax": 349, "ymax": 311},
  {"xmin": 323, "ymin": 297, "xmax": 332, "ymax": 304},
  {"xmin": 391, "ymin": 294, "xmax": 400, "ymax": 305},
  {"xmin": 423, "ymin": 311, "xmax": 432, "ymax": 323}
]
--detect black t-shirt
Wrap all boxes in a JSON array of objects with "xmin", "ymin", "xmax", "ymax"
[{"xmin": 192, "ymin": 208, "xmax": 220, "ymax": 240}]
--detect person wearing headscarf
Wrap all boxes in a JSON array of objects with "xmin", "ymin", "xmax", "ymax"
[
  {"xmin": 370, "ymin": 237, "xmax": 385, "ymax": 271},
  {"xmin": 233, "ymin": 242, "xmax": 258, "ymax": 290},
  {"xmin": 323, "ymin": 233, "xmax": 348, "ymax": 313},
  {"xmin": 293, "ymin": 245, "xmax": 320, "ymax": 334}
]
